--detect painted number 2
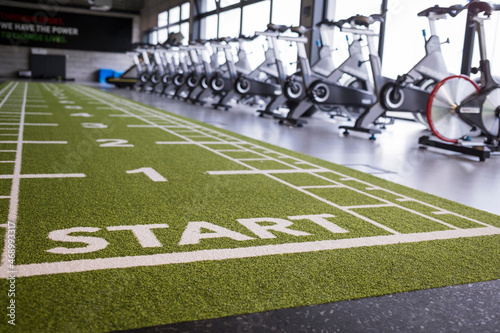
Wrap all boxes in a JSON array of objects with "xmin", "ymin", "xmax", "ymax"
[
  {"xmin": 97, "ymin": 139, "xmax": 134, "ymax": 147},
  {"xmin": 126, "ymin": 167, "xmax": 167, "ymax": 182}
]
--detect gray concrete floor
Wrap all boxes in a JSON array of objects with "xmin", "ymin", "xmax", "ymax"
[{"xmin": 101, "ymin": 86, "xmax": 500, "ymax": 333}]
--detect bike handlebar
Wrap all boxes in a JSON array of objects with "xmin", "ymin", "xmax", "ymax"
[
  {"xmin": 418, "ymin": 4, "xmax": 465, "ymax": 18},
  {"xmin": 348, "ymin": 14, "xmax": 384, "ymax": 27},
  {"xmin": 267, "ymin": 23, "xmax": 289, "ymax": 33},
  {"xmin": 290, "ymin": 25, "xmax": 313, "ymax": 36},
  {"xmin": 316, "ymin": 18, "xmax": 348, "ymax": 29},
  {"xmin": 468, "ymin": 1, "xmax": 494, "ymax": 18}
]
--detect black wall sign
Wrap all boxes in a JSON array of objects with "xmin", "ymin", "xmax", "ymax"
[{"xmin": 0, "ymin": 5, "xmax": 133, "ymax": 52}]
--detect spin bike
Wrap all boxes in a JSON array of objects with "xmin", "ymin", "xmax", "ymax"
[
  {"xmin": 421, "ymin": 1, "xmax": 500, "ymax": 161},
  {"xmin": 232, "ymin": 34, "xmax": 283, "ymax": 106},
  {"xmin": 276, "ymin": 16, "xmax": 377, "ymax": 126},
  {"xmin": 340, "ymin": 4, "xmax": 466, "ymax": 138}
]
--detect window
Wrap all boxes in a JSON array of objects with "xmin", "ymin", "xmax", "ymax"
[
  {"xmin": 147, "ymin": 2, "xmax": 190, "ymax": 45},
  {"xmin": 271, "ymin": 0, "xmax": 300, "ymax": 26},
  {"xmin": 158, "ymin": 28, "xmax": 168, "ymax": 44},
  {"xmin": 149, "ymin": 31, "xmax": 158, "ymax": 45},
  {"xmin": 271, "ymin": 0, "xmax": 301, "ymax": 74},
  {"xmin": 201, "ymin": 15, "xmax": 218, "ymax": 40},
  {"xmin": 383, "ymin": 0, "xmax": 467, "ymax": 78},
  {"xmin": 158, "ymin": 11, "xmax": 168, "ymax": 27},
  {"xmin": 180, "ymin": 23, "xmax": 190, "ymax": 44},
  {"xmin": 221, "ymin": 0, "xmax": 240, "ymax": 7},
  {"xmin": 241, "ymin": 1, "xmax": 270, "ymax": 36},
  {"xmin": 219, "ymin": 8, "xmax": 241, "ymax": 38},
  {"xmin": 181, "ymin": 2, "xmax": 191, "ymax": 20},
  {"xmin": 169, "ymin": 6, "xmax": 180, "ymax": 24},
  {"xmin": 206, "ymin": 0, "xmax": 217, "ymax": 12}
]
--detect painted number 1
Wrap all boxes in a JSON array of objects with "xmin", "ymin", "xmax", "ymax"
[{"xmin": 126, "ymin": 167, "xmax": 167, "ymax": 182}]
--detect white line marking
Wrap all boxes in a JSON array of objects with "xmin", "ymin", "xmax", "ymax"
[
  {"xmin": 299, "ymin": 185, "xmax": 346, "ymax": 189},
  {"xmin": 0, "ymin": 161, "xmax": 15, "ymax": 163},
  {"xmin": 207, "ymin": 169, "xmax": 330, "ymax": 175},
  {"xmin": 0, "ymin": 123, "xmax": 58, "ymax": 126},
  {"xmin": 126, "ymin": 167, "xmax": 167, "ymax": 182},
  {"xmin": 4, "ymin": 226, "xmax": 500, "ymax": 277},
  {"xmin": 0, "ymin": 82, "xmax": 23, "ymax": 269},
  {"xmin": 216, "ymin": 149, "xmax": 246, "ymax": 152},
  {"xmin": 344, "ymin": 203, "xmax": 397, "ymax": 209},
  {"xmin": 0, "ymin": 141, "xmax": 67, "ymax": 144},
  {"xmin": 0, "ymin": 112, "xmax": 53, "ymax": 115},
  {"xmin": 0, "ymin": 196, "xmax": 11, "ymax": 199},
  {"xmin": 238, "ymin": 158, "xmax": 272, "ymax": 161},
  {"xmin": 0, "ymin": 173, "xmax": 85, "ymax": 179},
  {"xmin": 157, "ymin": 141, "xmax": 245, "ymax": 145},
  {"xmin": 26, "ymin": 105, "xmax": 48, "ymax": 108},
  {"xmin": 433, "ymin": 211, "xmax": 451, "ymax": 215}
]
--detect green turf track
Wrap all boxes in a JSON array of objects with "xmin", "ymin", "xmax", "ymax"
[{"xmin": 0, "ymin": 81, "xmax": 499, "ymax": 332}]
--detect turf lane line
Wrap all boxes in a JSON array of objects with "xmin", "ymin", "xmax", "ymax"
[
  {"xmin": 0, "ymin": 82, "xmax": 18, "ymax": 109},
  {"xmin": 344, "ymin": 203, "xmax": 397, "ymax": 209},
  {"xmin": 5, "ymin": 226, "xmax": 500, "ymax": 278},
  {"xmin": 0, "ymin": 82, "xmax": 25, "ymax": 271},
  {"xmin": 0, "ymin": 123, "xmax": 58, "ymax": 126},
  {"xmin": 0, "ymin": 174, "xmax": 86, "ymax": 179},
  {"xmin": 300, "ymin": 185, "xmax": 347, "ymax": 189},
  {"xmin": 0, "ymin": 141, "xmax": 68, "ymax": 144},
  {"xmin": 0, "ymin": 112, "xmax": 52, "ymax": 115},
  {"xmin": 206, "ymin": 169, "xmax": 330, "ymax": 175},
  {"xmin": 0, "ymin": 82, "xmax": 14, "ymax": 96},
  {"xmin": 156, "ymin": 141, "xmax": 247, "ymax": 145}
]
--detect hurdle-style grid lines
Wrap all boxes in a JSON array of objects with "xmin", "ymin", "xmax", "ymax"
[{"xmin": 1, "ymin": 82, "xmax": 499, "ymax": 278}]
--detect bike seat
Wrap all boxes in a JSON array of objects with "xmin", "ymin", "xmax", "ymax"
[
  {"xmin": 418, "ymin": 4, "xmax": 464, "ymax": 18},
  {"xmin": 468, "ymin": 1, "xmax": 493, "ymax": 17},
  {"xmin": 290, "ymin": 25, "xmax": 312, "ymax": 36},
  {"xmin": 267, "ymin": 23, "xmax": 289, "ymax": 33}
]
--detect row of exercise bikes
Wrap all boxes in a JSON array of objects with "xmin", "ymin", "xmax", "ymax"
[{"xmin": 108, "ymin": 1, "xmax": 500, "ymax": 161}]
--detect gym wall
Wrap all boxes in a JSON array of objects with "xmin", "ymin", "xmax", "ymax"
[{"xmin": 0, "ymin": 0, "xmax": 140, "ymax": 82}]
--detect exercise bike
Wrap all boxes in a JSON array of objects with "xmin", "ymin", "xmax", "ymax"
[
  {"xmin": 232, "ymin": 34, "xmax": 283, "ymax": 106},
  {"xmin": 275, "ymin": 16, "xmax": 377, "ymax": 126},
  {"xmin": 420, "ymin": 1, "xmax": 500, "ymax": 161},
  {"xmin": 340, "ymin": 4, "xmax": 466, "ymax": 138}
]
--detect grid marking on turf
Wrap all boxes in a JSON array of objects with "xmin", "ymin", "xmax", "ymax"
[{"xmin": 1, "ymin": 82, "xmax": 499, "ymax": 278}]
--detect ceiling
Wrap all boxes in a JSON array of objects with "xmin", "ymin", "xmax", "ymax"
[{"xmin": 15, "ymin": 0, "xmax": 145, "ymax": 14}]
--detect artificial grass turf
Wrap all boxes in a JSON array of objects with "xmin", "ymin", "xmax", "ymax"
[{"xmin": 1, "ymin": 82, "xmax": 500, "ymax": 332}]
